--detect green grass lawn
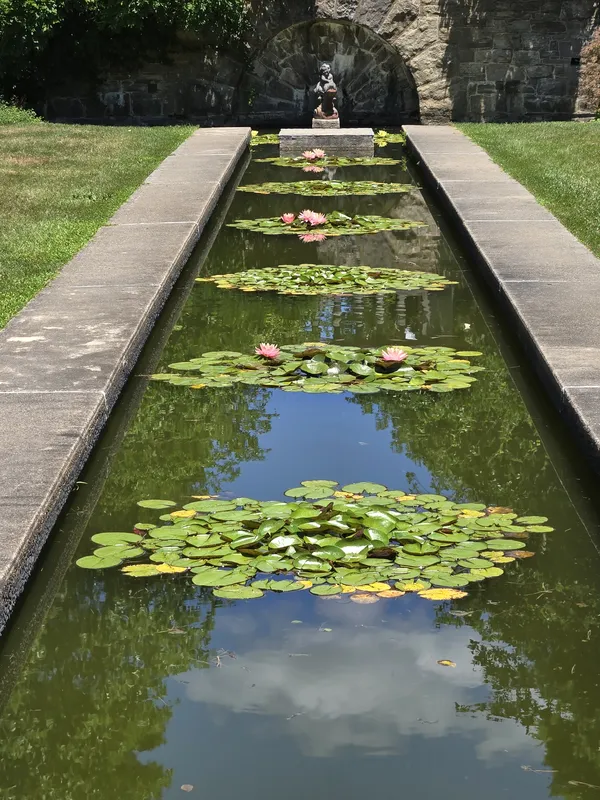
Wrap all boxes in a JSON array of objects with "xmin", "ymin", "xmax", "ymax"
[
  {"xmin": 0, "ymin": 119, "xmax": 193, "ymax": 327},
  {"xmin": 456, "ymin": 122, "xmax": 600, "ymax": 258}
]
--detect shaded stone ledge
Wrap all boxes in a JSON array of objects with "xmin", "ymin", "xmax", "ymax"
[
  {"xmin": 404, "ymin": 124, "xmax": 600, "ymax": 470},
  {"xmin": 0, "ymin": 127, "xmax": 250, "ymax": 634}
]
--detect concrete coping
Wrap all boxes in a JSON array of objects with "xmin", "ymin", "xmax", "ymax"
[
  {"xmin": 0, "ymin": 126, "xmax": 250, "ymax": 634},
  {"xmin": 404, "ymin": 124, "xmax": 600, "ymax": 471}
]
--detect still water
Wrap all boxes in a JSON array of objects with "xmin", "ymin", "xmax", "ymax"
[{"xmin": 1, "ymin": 142, "xmax": 600, "ymax": 800}]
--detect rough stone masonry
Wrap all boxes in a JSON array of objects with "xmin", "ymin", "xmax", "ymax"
[{"xmin": 45, "ymin": 0, "xmax": 599, "ymax": 124}]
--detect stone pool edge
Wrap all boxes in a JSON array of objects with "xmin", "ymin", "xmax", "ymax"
[
  {"xmin": 0, "ymin": 126, "xmax": 250, "ymax": 634},
  {"xmin": 404, "ymin": 124, "xmax": 600, "ymax": 472}
]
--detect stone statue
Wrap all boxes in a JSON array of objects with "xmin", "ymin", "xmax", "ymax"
[{"xmin": 313, "ymin": 62, "xmax": 339, "ymax": 120}]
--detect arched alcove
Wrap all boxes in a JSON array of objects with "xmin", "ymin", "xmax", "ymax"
[{"xmin": 236, "ymin": 20, "xmax": 420, "ymax": 126}]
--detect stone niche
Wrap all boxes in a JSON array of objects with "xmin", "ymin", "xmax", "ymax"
[
  {"xmin": 43, "ymin": 0, "xmax": 599, "ymax": 124},
  {"xmin": 238, "ymin": 20, "xmax": 419, "ymax": 126}
]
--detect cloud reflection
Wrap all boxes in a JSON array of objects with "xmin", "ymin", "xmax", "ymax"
[{"xmin": 179, "ymin": 604, "xmax": 538, "ymax": 761}]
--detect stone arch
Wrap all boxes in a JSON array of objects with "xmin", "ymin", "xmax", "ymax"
[{"xmin": 235, "ymin": 19, "xmax": 420, "ymax": 125}]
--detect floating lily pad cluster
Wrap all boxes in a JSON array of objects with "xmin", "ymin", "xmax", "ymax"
[
  {"xmin": 255, "ymin": 156, "xmax": 403, "ymax": 168},
  {"xmin": 250, "ymin": 132, "xmax": 279, "ymax": 146},
  {"xmin": 76, "ymin": 481, "xmax": 551, "ymax": 602},
  {"xmin": 374, "ymin": 130, "xmax": 406, "ymax": 147},
  {"xmin": 237, "ymin": 180, "xmax": 413, "ymax": 196},
  {"xmin": 151, "ymin": 343, "xmax": 483, "ymax": 395},
  {"xmin": 196, "ymin": 264, "xmax": 457, "ymax": 296},
  {"xmin": 227, "ymin": 211, "xmax": 426, "ymax": 237}
]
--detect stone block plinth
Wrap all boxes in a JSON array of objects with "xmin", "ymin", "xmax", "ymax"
[
  {"xmin": 280, "ymin": 128, "xmax": 374, "ymax": 157},
  {"xmin": 312, "ymin": 118, "xmax": 340, "ymax": 128}
]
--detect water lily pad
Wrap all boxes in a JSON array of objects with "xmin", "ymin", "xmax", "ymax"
[
  {"xmin": 418, "ymin": 588, "xmax": 468, "ymax": 600},
  {"xmin": 227, "ymin": 212, "xmax": 426, "ymax": 237},
  {"xmin": 91, "ymin": 532, "xmax": 143, "ymax": 546},
  {"xmin": 255, "ymin": 155, "xmax": 402, "ymax": 168},
  {"xmin": 76, "ymin": 555, "xmax": 123, "ymax": 569},
  {"xmin": 213, "ymin": 586, "xmax": 264, "ymax": 599},
  {"xmin": 81, "ymin": 483, "xmax": 551, "ymax": 600},
  {"xmin": 152, "ymin": 343, "xmax": 483, "ymax": 397},
  {"xmin": 137, "ymin": 499, "xmax": 177, "ymax": 509},
  {"xmin": 239, "ymin": 180, "xmax": 415, "ymax": 197},
  {"xmin": 121, "ymin": 564, "xmax": 160, "ymax": 576},
  {"xmin": 191, "ymin": 568, "xmax": 248, "ymax": 587},
  {"xmin": 351, "ymin": 593, "xmax": 379, "ymax": 604},
  {"xmin": 310, "ymin": 584, "xmax": 343, "ymax": 596},
  {"xmin": 342, "ymin": 482, "xmax": 387, "ymax": 494}
]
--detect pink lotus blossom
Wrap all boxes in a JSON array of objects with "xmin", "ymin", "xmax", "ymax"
[
  {"xmin": 302, "ymin": 150, "xmax": 318, "ymax": 160},
  {"xmin": 380, "ymin": 347, "xmax": 408, "ymax": 362},
  {"xmin": 302, "ymin": 165, "xmax": 324, "ymax": 173},
  {"xmin": 298, "ymin": 209, "xmax": 328, "ymax": 227},
  {"xmin": 299, "ymin": 232, "xmax": 327, "ymax": 243},
  {"xmin": 280, "ymin": 213, "xmax": 296, "ymax": 224},
  {"xmin": 312, "ymin": 148, "xmax": 326, "ymax": 159},
  {"xmin": 255, "ymin": 343, "xmax": 281, "ymax": 359}
]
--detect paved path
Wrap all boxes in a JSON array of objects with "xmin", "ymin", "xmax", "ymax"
[
  {"xmin": 404, "ymin": 125, "xmax": 600, "ymax": 473},
  {"xmin": 0, "ymin": 127, "xmax": 250, "ymax": 632}
]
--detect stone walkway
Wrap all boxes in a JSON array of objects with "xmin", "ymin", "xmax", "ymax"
[
  {"xmin": 404, "ymin": 124, "xmax": 600, "ymax": 472},
  {"xmin": 0, "ymin": 127, "xmax": 250, "ymax": 632}
]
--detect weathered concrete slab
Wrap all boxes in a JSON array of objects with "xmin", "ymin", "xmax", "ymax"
[
  {"xmin": 0, "ymin": 126, "xmax": 250, "ymax": 633},
  {"xmin": 280, "ymin": 128, "xmax": 374, "ymax": 157},
  {"xmin": 405, "ymin": 124, "xmax": 600, "ymax": 467}
]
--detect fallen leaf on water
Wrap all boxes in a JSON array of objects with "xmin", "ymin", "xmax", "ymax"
[
  {"xmin": 521, "ymin": 766, "xmax": 557, "ymax": 774},
  {"xmin": 340, "ymin": 584, "xmax": 357, "ymax": 593},
  {"xmin": 297, "ymin": 579, "xmax": 313, "ymax": 588},
  {"xmin": 181, "ymin": 785, "xmax": 194, "ymax": 793},
  {"xmin": 378, "ymin": 589, "xmax": 405, "ymax": 598},
  {"xmin": 191, "ymin": 495, "xmax": 214, "ymax": 500},
  {"xmin": 437, "ymin": 659, "xmax": 456, "ymax": 668},
  {"xmin": 568, "ymin": 781, "xmax": 600, "ymax": 789},
  {"xmin": 171, "ymin": 509, "xmax": 196, "ymax": 519},
  {"xmin": 351, "ymin": 593, "xmax": 379, "ymax": 604},
  {"xmin": 509, "ymin": 550, "xmax": 535, "ymax": 559},
  {"xmin": 487, "ymin": 506, "xmax": 513, "ymax": 514},
  {"xmin": 291, "ymin": 620, "xmax": 303, "ymax": 624}
]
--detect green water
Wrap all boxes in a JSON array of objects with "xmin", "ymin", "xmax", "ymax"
[{"xmin": 1, "ymin": 144, "xmax": 600, "ymax": 800}]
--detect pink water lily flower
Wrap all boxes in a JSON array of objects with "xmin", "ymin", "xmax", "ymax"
[
  {"xmin": 302, "ymin": 165, "xmax": 324, "ymax": 173},
  {"xmin": 280, "ymin": 213, "xmax": 296, "ymax": 224},
  {"xmin": 312, "ymin": 148, "xmax": 326, "ymax": 159},
  {"xmin": 299, "ymin": 209, "xmax": 327, "ymax": 227},
  {"xmin": 255, "ymin": 343, "xmax": 281, "ymax": 359},
  {"xmin": 302, "ymin": 150, "xmax": 318, "ymax": 160},
  {"xmin": 381, "ymin": 347, "xmax": 408, "ymax": 362},
  {"xmin": 299, "ymin": 232, "xmax": 327, "ymax": 242}
]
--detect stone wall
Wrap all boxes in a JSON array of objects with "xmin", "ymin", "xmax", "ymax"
[{"xmin": 44, "ymin": 0, "xmax": 599, "ymax": 123}]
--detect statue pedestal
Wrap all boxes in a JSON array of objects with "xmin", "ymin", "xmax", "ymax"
[
  {"xmin": 280, "ymin": 128, "xmax": 374, "ymax": 157},
  {"xmin": 312, "ymin": 118, "xmax": 340, "ymax": 129}
]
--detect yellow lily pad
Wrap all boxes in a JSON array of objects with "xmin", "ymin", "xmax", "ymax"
[
  {"xmin": 418, "ymin": 588, "xmax": 468, "ymax": 600},
  {"xmin": 155, "ymin": 563, "xmax": 187, "ymax": 574}
]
